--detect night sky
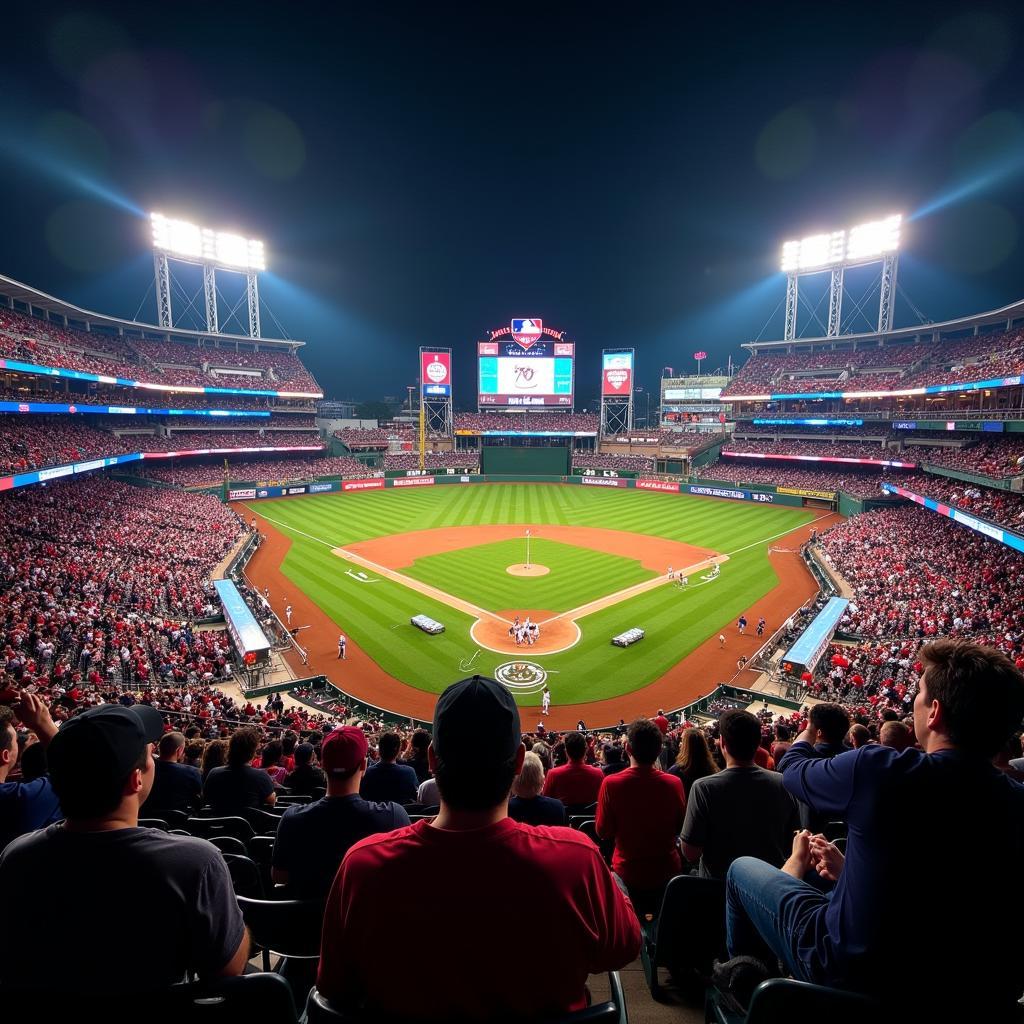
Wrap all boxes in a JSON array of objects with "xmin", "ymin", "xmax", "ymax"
[{"xmin": 3, "ymin": 3, "xmax": 1024, "ymax": 407}]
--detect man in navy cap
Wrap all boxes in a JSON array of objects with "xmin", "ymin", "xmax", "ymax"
[
  {"xmin": 0, "ymin": 703, "xmax": 249, "ymax": 992},
  {"xmin": 318, "ymin": 676, "xmax": 641, "ymax": 1020}
]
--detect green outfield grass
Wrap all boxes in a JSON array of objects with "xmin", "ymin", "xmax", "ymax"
[
  {"xmin": 403, "ymin": 537, "xmax": 656, "ymax": 613},
  {"xmin": 247, "ymin": 484, "xmax": 816, "ymax": 706}
]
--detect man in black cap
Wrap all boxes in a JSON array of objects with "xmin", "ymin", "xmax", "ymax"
[
  {"xmin": 0, "ymin": 703, "xmax": 249, "ymax": 992},
  {"xmin": 317, "ymin": 676, "xmax": 640, "ymax": 1020}
]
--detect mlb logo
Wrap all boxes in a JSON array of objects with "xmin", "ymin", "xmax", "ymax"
[{"xmin": 511, "ymin": 318, "xmax": 543, "ymax": 348}]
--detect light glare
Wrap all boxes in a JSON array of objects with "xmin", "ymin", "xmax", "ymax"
[
  {"xmin": 780, "ymin": 214, "xmax": 901, "ymax": 272},
  {"xmin": 150, "ymin": 212, "xmax": 266, "ymax": 270}
]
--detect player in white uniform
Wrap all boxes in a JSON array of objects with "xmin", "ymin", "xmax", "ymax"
[
  {"xmin": 285, "ymin": 604, "xmax": 293, "ymax": 626},
  {"xmin": 541, "ymin": 687, "xmax": 551, "ymax": 715}
]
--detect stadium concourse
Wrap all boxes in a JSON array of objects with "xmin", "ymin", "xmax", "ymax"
[{"xmin": 1, "ymin": 280, "xmax": 1024, "ymax": 1021}]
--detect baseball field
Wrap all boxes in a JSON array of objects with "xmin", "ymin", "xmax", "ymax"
[{"xmin": 242, "ymin": 483, "xmax": 831, "ymax": 724}]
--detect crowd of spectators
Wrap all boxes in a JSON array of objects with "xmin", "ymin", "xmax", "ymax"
[
  {"xmin": 816, "ymin": 503, "xmax": 1024, "ymax": 642},
  {"xmin": 0, "ymin": 418, "xmax": 326, "ymax": 476},
  {"xmin": 722, "ymin": 327, "xmax": 1024, "ymax": 399},
  {"xmin": 698, "ymin": 458, "xmax": 925, "ymax": 497},
  {"xmin": 0, "ymin": 307, "xmax": 322, "ymax": 393},
  {"xmin": 572, "ymin": 452, "xmax": 655, "ymax": 473},
  {"xmin": 454, "ymin": 412, "xmax": 599, "ymax": 432},
  {"xmin": 139, "ymin": 455, "xmax": 376, "ymax": 486},
  {"xmin": 383, "ymin": 451, "xmax": 480, "ymax": 471},
  {"xmin": 722, "ymin": 438, "xmax": 909, "ymax": 462},
  {"xmin": 888, "ymin": 475, "xmax": 1024, "ymax": 533},
  {"xmin": 0, "ymin": 476, "xmax": 245, "ymax": 734},
  {"xmin": 912, "ymin": 434, "xmax": 1024, "ymax": 478}
]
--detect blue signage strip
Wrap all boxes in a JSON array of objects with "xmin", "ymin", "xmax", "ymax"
[
  {"xmin": 213, "ymin": 579, "xmax": 271, "ymax": 662},
  {"xmin": 880, "ymin": 482, "xmax": 1024, "ymax": 554},
  {"xmin": 685, "ymin": 484, "xmax": 775, "ymax": 503},
  {"xmin": 783, "ymin": 596, "xmax": 850, "ymax": 671},
  {"xmin": 0, "ymin": 400, "xmax": 270, "ymax": 417},
  {"xmin": 751, "ymin": 418, "xmax": 864, "ymax": 427}
]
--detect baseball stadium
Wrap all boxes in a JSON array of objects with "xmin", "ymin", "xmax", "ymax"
[{"xmin": 1, "ymin": 7, "xmax": 1024, "ymax": 1023}]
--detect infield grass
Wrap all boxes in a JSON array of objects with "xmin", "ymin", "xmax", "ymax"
[{"xmin": 246, "ymin": 484, "xmax": 816, "ymax": 706}]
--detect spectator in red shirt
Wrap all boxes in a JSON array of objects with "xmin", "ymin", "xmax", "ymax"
[
  {"xmin": 316, "ymin": 676, "xmax": 640, "ymax": 1019},
  {"xmin": 542, "ymin": 730, "xmax": 604, "ymax": 809},
  {"xmin": 596, "ymin": 718, "xmax": 687, "ymax": 913},
  {"xmin": 653, "ymin": 710, "xmax": 670, "ymax": 734}
]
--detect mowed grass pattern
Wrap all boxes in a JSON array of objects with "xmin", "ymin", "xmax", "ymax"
[
  {"xmin": 403, "ymin": 538, "xmax": 655, "ymax": 613},
  {"xmin": 248, "ymin": 484, "xmax": 816, "ymax": 705}
]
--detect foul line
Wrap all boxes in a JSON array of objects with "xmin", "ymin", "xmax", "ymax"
[{"xmin": 724, "ymin": 511, "xmax": 836, "ymax": 558}]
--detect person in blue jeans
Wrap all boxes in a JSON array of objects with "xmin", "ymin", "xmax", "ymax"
[{"xmin": 725, "ymin": 639, "xmax": 1024, "ymax": 1020}]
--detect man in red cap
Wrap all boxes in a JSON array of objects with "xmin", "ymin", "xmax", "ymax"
[
  {"xmin": 317, "ymin": 676, "xmax": 640, "ymax": 1019},
  {"xmin": 271, "ymin": 726, "xmax": 410, "ymax": 901},
  {"xmin": 0, "ymin": 703, "xmax": 248, "ymax": 992}
]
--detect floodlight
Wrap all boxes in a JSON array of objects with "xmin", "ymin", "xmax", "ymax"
[
  {"xmin": 846, "ymin": 214, "xmax": 901, "ymax": 263},
  {"xmin": 780, "ymin": 230, "xmax": 845, "ymax": 272},
  {"xmin": 779, "ymin": 215, "xmax": 901, "ymax": 272},
  {"xmin": 151, "ymin": 213, "xmax": 202, "ymax": 259},
  {"xmin": 150, "ymin": 212, "xmax": 266, "ymax": 270}
]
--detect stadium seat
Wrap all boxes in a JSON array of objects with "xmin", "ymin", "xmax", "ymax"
[
  {"xmin": 312, "ymin": 786, "xmax": 327, "ymax": 801},
  {"xmin": 705, "ymin": 977, "xmax": 876, "ymax": 1024},
  {"xmin": 642, "ymin": 874, "xmax": 726, "ymax": 1000},
  {"xmin": 236, "ymin": 894, "xmax": 323, "ymax": 970},
  {"xmin": 245, "ymin": 807, "xmax": 285, "ymax": 833},
  {"xmin": 248, "ymin": 834, "xmax": 277, "ymax": 892},
  {"xmin": 578, "ymin": 820, "xmax": 613, "ymax": 866},
  {"xmin": 141, "ymin": 808, "xmax": 190, "ymax": 829},
  {"xmin": 823, "ymin": 820, "xmax": 847, "ymax": 841},
  {"xmin": 139, "ymin": 817, "xmax": 170, "ymax": 831},
  {"xmin": 187, "ymin": 816, "xmax": 256, "ymax": 844},
  {"xmin": 222, "ymin": 852, "xmax": 264, "ymax": 898},
  {"xmin": 275, "ymin": 795, "xmax": 312, "ymax": 806},
  {"xmin": 568, "ymin": 815, "xmax": 595, "ymax": 830},
  {"xmin": 236, "ymin": 894, "xmax": 323, "ymax": 1013},
  {"xmin": 305, "ymin": 970, "xmax": 627, "ymax": 1023},
  {"xmin": 0, "ymin": 973, "xmax": 298, "ymax": 1024},
  {"xmin": 207, "ymin": 835, "xmax": 249, "ymax": 856}
]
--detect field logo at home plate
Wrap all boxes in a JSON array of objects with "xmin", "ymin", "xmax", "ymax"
[{"xmin": 494, "ymin": 661, "xmax": 548, "ymax": 695}]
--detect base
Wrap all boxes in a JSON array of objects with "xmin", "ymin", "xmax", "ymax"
[{"xmin": 506, "ymin": 563, "xmax": 550, "ymax": 577}]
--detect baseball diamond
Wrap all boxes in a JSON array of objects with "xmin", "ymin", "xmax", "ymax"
[{"xmin": 241, "ymin": 482, "xmax": 833, "ymax": 728}]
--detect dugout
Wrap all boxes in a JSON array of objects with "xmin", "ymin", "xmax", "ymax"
[{"xmin": 481, "ymin": 440, "xmax": 569, "ymax": 475}]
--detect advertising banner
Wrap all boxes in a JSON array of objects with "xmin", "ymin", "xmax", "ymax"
[
  {"xmin": 580, "ymin": 476, "xmax": 628, "ymax": 487},
  {"xmin": 636, "ymin": 479, "xmax": 680, "ymax": 493},
  {"xmin": 342, "ymin": 478, "xmax": 385, "ymax": 492},
  {"xmin": 686, "ymin": 484, "xmax": 775, "ymax": 503},
  {"xmin": 421, "ymin": 349, "xmax": 452, "ymax": 398},
  {"xmin": 392, "ymin": 475, "xmax": 436, "ymax": 487},
  {"xmin": 777, "ymin": 486, "xmax": 837, "ymax": 500},
  {"xmin": 308, "ymin": 482, "xmax": 335, "ymax": 493},
  {"xmin": 601, "ymin": 350, "xmax": 634, "ymax": 396},
  {"xmin": 228, "ymin": 488, "xmax": 257, "ymax": 500},
  {"xmin": 286, "ymin": 486, "xmax": 308, "ymax": 495}
]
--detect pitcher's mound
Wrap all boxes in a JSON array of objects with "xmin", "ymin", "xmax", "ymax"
[{"xmin": 507, "ymin": 563, "xmax": 550, "ymax": 577}]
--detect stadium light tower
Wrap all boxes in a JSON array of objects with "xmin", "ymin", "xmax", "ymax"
[
  {"xmin": 150, "ymin": 212, "xmax": 267, "ymax": 337},
  {"xmin": 779, "ymin": 214, "xmax": 901, "ymax": 339}
]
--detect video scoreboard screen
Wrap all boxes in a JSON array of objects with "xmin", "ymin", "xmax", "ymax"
[{"xmin": 478, "ymin": 339, "xmax": 574, "ymax": 407}]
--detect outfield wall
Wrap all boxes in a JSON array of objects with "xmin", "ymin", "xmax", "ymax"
[{"xmin": 226, "ymin": 473, "xmax": 806, "ymax": 505}]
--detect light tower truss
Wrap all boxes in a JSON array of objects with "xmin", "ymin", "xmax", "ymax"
[
  {"xmin": 150, "ymin": 213, "xmax": 266, "ymax": 337},
  {"xmin": 780, "ymin": 214, "xmax": 902, "ymax": 340}
]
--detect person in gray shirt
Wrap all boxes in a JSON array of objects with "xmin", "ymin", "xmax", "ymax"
[
  {"xmin": 680, "ymin": 711, "xmax": 800, "ymax": 879},
  {"xmin": 0, "ymin": 704, "xmax": 248, "ymax": 993}
]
